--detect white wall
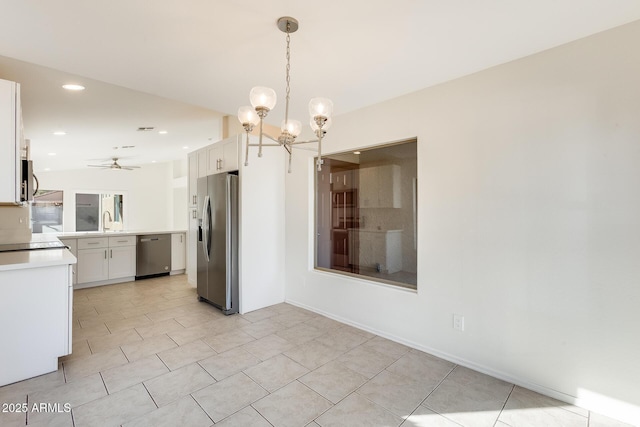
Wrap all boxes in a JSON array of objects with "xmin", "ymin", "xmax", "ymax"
[
  {"xmin": 37, "ymin": 161, "xmax": 175, "ymax": 232},
  {"xmin": 284, "ymin": 21, "xmax": 640, "ymax": 424},
  {"xmin": 239, "ymin": 134, "xmax": 286, "ymax": 313}
]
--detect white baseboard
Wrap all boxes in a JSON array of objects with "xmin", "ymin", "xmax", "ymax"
[
  {"xmin": 73, "ymin": 276, "xmax": 135, "ymax": 289},
  {"xmin": 285, "ymin": 298, "xmax": 640, "ymax": 425}
]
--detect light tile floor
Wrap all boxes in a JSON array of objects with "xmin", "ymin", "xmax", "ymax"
[{"xmin": 0, "ymin": 275, "xmax": 632, "ymax": 427}]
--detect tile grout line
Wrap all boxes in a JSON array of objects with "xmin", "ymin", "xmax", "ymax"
[
  {"xmin": 98, "ymin": 372, "xmax": 109, "ymax": 395},
  {"xmin": 141, "ymin": 382, "xmax": 159, "ymax": 409},
  {"xmin": 188, "ymin": 394, "xmax": 216, "ymax": 425},
  {"xmin": 493, "ymin": 383, "xmax": 516, "ymax": 427},
  {"xmin": 247, "ymin": 402, "xmax": 277, "ymax": 427},
  {"xmin": 389, "ymin": 363, "xmax": 461, "ymax": 425}
]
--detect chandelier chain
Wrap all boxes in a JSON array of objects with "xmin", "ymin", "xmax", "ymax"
[{"xmin": 284, "ymin": 23, "xmax": 291, "ymax": 128}]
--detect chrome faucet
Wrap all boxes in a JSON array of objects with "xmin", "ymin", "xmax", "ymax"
[{"xmin": 102, "ymin": 210, "xmax": 112, "ymax": 231}]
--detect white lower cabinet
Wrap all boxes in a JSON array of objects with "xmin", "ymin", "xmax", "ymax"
[
  {"xmin": 108, "ymin": 236, "xmax": 136, "ymax": 279},
  {"xmin": 76, "ymin": 235, "xmax": 136, "ymax": 286},
  {"xmin": 0, "ymin": 263, "xmax": 72, "ymax": 386},
  {"xmin": 171, "ymin": 233, "xmax": 186, "ymax": 272},
  {"xmin": 77, "ymin": 246, "xmax": 110, "ymax": 283},
  {"xmin": 108, "ymin": 245, "xmax": 136, "ymax": 278}
]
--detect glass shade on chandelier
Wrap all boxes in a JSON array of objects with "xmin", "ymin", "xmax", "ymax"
[
  {"xmin": 309, "ymin": 98, "xmax": 333, "ymax": 121},
  {"xmin": 237, "ymin": 106, "xmax": 259, "ymax": 128},
  {"xmin": 236, "ymin": 16, "xmax": 334, "ymax": 173},
  {"xmin": 281, "ymin": 119, "xmax": 302, "ymax": 138},
  {"xmin": 250, "ymin": 87, "xmax": 277, "ymax": 113}
]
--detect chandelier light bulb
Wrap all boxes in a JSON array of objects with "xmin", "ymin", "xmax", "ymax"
[
  {"xmin": 281, "ymin": 119, "xmax": 302, "ymax": 137},
  {"xmin": 250, "ymin": 86, "xmax": 277, "ymax": 111},
  {"xmin": 308, "ymin": 98, "xmax": 334, "ymax": 120},
  {"xmin": 238, "ymin": 106, "xmax": 260, "ymax": 126}
]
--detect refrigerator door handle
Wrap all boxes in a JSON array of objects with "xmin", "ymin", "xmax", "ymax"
[
  {"xmin": 225, "ymin": 177, "xmax": 232, "ymax": 310},
  {"xmin": 202, "ymin": 195, "xmax": 210, "ymax": 262}
]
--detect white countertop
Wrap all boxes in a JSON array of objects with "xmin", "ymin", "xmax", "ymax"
[
  {"xmin": 56, "ymin": 230, "xmax": 187, "ymax": 239},
  {"xmin": 0, "ymin": 234, "xmax": 77, "ymax": 272}
]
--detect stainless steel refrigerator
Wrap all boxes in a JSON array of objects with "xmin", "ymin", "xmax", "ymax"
[{"xmin": 197, "ymin": 173, "xmax": 239, "ymax": 315}]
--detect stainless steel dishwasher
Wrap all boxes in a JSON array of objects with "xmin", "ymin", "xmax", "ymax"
[{"xmin": 136, "ymin": 234, "xmax": 171, "ymax": 279}]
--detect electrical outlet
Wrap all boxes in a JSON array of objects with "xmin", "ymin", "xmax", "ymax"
[{"xmin": 453, "ymin": 314, "xmax": 465, "ymax": 331}]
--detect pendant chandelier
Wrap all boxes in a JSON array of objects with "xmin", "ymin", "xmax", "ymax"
[{"xmin": 237, "ymin": 16, "xmax": 333, "ymax": 173}]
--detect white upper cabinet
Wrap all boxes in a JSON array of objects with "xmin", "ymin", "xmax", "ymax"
[
  {"xmin": 207, "ymin": 136, "xmax": 239, "ymax": 175},
  {"xmin": 332, "ymin": 169, "xmax": 356, "ymax": 191},
  {"xmin": 197, "ymin": 149, "xmax": 208, "ymax": 178},
  {"xmin": 358, "ymin": 165, "xmax": 402, "ymax": 208},
  {"xmin": 0, "ymin": 78, "xmax": 23, "ymax": 204},
  {"xmin": 188, "ymin": 152, "xmax": 198, "ymax": 207}
]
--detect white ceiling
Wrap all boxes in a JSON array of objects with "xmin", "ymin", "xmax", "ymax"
[{"xmin": 1, "ymin": 1, "xmax": 639, "ymax": 172}]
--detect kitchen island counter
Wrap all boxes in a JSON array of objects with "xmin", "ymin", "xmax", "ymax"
[
  {"xmin": 0, "ymin": 234, "xmax": 74, "ymax": 386},
  {"xmin": 0, "ymin": 233, "xmax": 76, "ymax": 272}
]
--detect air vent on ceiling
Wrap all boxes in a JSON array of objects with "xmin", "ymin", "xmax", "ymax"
[{"xmin": 137, "ymin": 127, "xmax": 155, "ymax": 132}]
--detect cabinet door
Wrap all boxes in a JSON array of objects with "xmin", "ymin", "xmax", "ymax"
[
  {"xmin": 0, "ymin": 79, "xmax": 20, "ymax": 204},
  {"xmin": 171, "ymin": 233, "xmax": 186, "ymax": 271},
  {"xmin": 207, "ymin": 145, "xmax": 222, "ymax": 175},
  {"xmin": 376, "ymin": 165, "xmax": 401, "ymax": 208},
  {"xmin": 77, "ymin": 248, "xmax": 109, "ymax": 283},
  {"xmin": 197, "ymin": 149, "xmax": 208, "ymax": 178},
  {"xmin": 221, "ymin": 138, "xmax": 239, "ymax": 172},
  {"xmin": 332, "ymin": 171, "xmax": 344, "ymax": 191},
  {"xmin": 109, "ymin": 245, "xmax": 136, "ymax": 279},
  {"xmin": 188, "ymin": 152, "xmax": 198, "ymax": 206},
  {"xmin": 358, "ymin": 167, "xmax": 378, "ymax": 208}
]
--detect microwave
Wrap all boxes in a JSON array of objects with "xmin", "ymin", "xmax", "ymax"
[{"xmin": 20, "ymin": 159, "xmax": 34, "ymax": 202}]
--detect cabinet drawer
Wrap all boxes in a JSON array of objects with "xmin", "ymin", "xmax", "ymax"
[
  {"xmin": 77, "ymin": 237, "xmax": 108, "ymax": 249},
  {"xmin": 108, "ymin": 235, "xmax": 136, "ymax": 247}
]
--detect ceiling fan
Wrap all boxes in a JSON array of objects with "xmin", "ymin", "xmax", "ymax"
[{"xmin": 87, "ymin": 157, "xmax": 141, "ymax": 171}]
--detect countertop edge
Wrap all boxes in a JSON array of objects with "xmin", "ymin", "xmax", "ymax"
[
  {"xmin": 0, "ymin": 249, "xmax": 77, "ymax": 272},
  {"xmin": 55, "ymin": 230, "xmax": 187, "ymax": 239}
]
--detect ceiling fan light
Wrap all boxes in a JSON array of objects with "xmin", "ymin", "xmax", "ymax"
[
  {"xmin": 308, "ymin": 98, "xmax": 333, "ymax": 120},
  {"xmin": 250, "ymin": 86, "xmax": 277, "ymax": 111},
  {"xmin": 281, "ymin": 119, "xmax": 302, "ymax": 137},
  {"xmin": 238, "ymin": 106, "xmax": 260, "ymax": 126}
]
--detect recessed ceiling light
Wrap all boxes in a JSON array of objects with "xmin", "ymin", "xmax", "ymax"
[
  {"xmin": 353, "ymin": 151, "xmax": 361, "ymax": 155},
  {"xmin": 158, "ymin": 130, "xmax": 168, "ymax": 135},
  {"xmin": 53, "ymin": 131, "xmax": 66, "ymax": 136},
  {"xmin": 48, "ymin": 152, "xmax": 56, "ymax": 156},
  {"xmin": 151, "ymin": 160, "xmax": 157, "ymax": 163},
  {"xmin": 44, "ymin": 168, "xmax": 51, "ymax": 171},
  {"xmin": 62, "ymin": 84, "xmax": 85, "ymax": 91},
  {"xmin": 182, "ymin": 146, "xmax": 189, "ymax": 149}
]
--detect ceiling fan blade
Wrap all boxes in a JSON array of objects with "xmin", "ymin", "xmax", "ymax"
[{"xmin": 87, "ymin": 165, "xmax": 110, "ymax": 168}]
